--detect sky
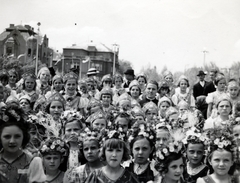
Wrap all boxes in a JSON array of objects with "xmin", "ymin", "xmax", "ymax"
[{"xmin": 1, "ymin": 0, "xmax": 240, "ymax": 74}]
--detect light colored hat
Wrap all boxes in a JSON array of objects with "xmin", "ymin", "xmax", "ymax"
[
  {"xmin": 163, "ymin": 71, "xmax": 173, "ymax": 78},
  {"xmin": 52, "ymin": 74, "xmax": 63, "ymax": 84},
  {"xmin": 19, "ymin": 95, "xmax": 31, "ymax": 103},
  {"xmin": 158, "ymin": 96, "xmax": 172, "ymax": 107},
  {"xmin": 47, "ymin": 92, "xmax": 65, "ymax": 106},
  {"xmin": 129, "ymin": 80, "xmax": 140, "ymax": 90},
  {"xmin": 131, "ymin": 106, "xmax": 145, "ymax": 118},
  {"xmin": 63, "ymin": 71, "xmax": 78, "ymax": 83},
  {"xmin": 142, "ymin": 101, "xmax": 158, "ymax": 113},
  {"xmin": 87, "ymin": 68, "xmax": 99, "ymax": 76}
]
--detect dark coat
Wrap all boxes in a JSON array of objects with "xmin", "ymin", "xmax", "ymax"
[
  {"xmin": 193, "ymin": 81, "xmax": 208, "ymax": 99},
  {"xmin": 203, "ymin": 81, "xmax": 216, "ymax": 96}
]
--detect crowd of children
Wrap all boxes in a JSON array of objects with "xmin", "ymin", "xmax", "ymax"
[{"xmin": 0, "ymin": 66, "xmax": 240, "ymax": 183}]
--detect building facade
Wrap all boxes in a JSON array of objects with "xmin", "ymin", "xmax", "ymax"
[
  {"xmin": 54, "ymin": 42, "xmax": 119, "ymax": 79},
  {"xmin": 0, "ymin": 24, "xmax": 53, "ymax": 67}
]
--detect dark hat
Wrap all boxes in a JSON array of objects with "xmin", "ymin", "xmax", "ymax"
[
  {"xmin": 124, "ymin": 68, "xmax": 135, "ymax": 76},
  {"xmin": 197, "ymin": 71, "xmax": 206, "ymax": 76}
]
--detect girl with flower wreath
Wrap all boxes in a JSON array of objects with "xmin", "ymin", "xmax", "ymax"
[
  {"xmin": 61, "ymin": 110, "xmax": 85, "ymax": 170},
  {"xmin": 125, "ymin": 121, "xmax": 157, "ymax": 183},
  {"xmin": 158, "ymin": 96, "xmax": 172, "ymax": 120},
  {"xmin": 29, "ymin": 137, "xmax": 68, "ymax": 183},
  {"xmin": 63, "ymin": 128, "xmax": 105, "ymax": 183},
  {"xmin": 84, "ymin": 130, "xmax": 139, "ymax": 183},
  {"xmin": 196, "ymin": 128, "xmax": 239, "ymax": 183},
  {"xmin": 154, "ymin": 131, "xmax": 186, "ymax": 183},
  {"xmin": 114, "ymin": 111, "xmax": 133, "ymax": 133},
  {"xmin": 45, "ymin": 74, "xmax": 64, "ymax": 100},
  {"xmin": 183, "ymin": 127, "xmax": 209, "ymax": 183}
]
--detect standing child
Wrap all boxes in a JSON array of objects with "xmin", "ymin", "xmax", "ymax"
[
  {"xmin": 64, "ymin": 128, "xmax": 104, "ymax": 183},
  {"xmin": 85, "ymin": 130, "xmax": 139, "ymax": 183},
  {"xmin": 37, "ymin": 137, "xmax": 68, "ymax": 183},
  {"xmin": 197, "ymin": 128, "xmax": 238, "ymax": 183},
  {"xmin": 0, "ymin": 121, "xmax": 32, "ymax": 183}
]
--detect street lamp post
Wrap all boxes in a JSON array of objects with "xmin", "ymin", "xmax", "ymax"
[
  {"xmin": 35, "ymin": 22, "xmax": 41, "ymax": 76},
  {"xmin": 112, "ymin": 43, "xmax": 119, "ymax": 75},
  {"xmin": 202, "ymin": 48, "xmax": 208, "ymax": 67}
]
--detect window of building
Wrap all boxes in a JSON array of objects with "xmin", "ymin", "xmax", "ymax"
[{"xmin": 91, "ymin": 63, "xmax": 102, "ymax": 71}]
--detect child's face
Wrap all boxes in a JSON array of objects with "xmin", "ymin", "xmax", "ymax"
[
  {"xmin": 146, "ymin": 83, "xmax": 157, "ymax": 98},
  {"xmin": 178, "ymin": 106, "xmax": 188, "ymax": 115},
  {"xmin": 146, "ymin": 110, "xmax": 157, "ymax": 121},
  {"xmin": 43, "ymin": 152, "xmax": 62, "ymax": 171},
  {"xmin": 24, "ymin": 78, "xmax": 35, "ymax": 92},
  {"xmin": 105, "ymin": 146, "xmax": 124, "ymax": 168},
  {"xmin": 101, "ymin": 94, "xmax": 111, "ymax": 106},
  {"xmin": 217, "ymin": 100, "xmax": 231, "ymax": 116},
  {"xmin": 165, "ymin": 158, "xmax": 184, "ymax": 182},
  {"xmin": 83, "ymin": 140, "xmax": 99, "ymax": 162},
  {"xmin": 132, "ymin": 138, "xmax": 152, "ymax": 165},
  {"xmin": 79, "ymin": 85, "xmax": 87, "ymax": 94},
  {"xmin": 87, "ymin": 82, "xmax": 94, "ymax": 91},
  {"xmin": 165, "ymin": 75, "xmax": 173, "ymax": 83},
  {"xmin": 137, "ymin": 77, "xmax": 146, "ymax": 86},
  {"xmin": 209, "ymin": 149, "xmax": 233, "ymax": 176},
  {"xmin": 9, "ymin": 73, "xmax": 17, "ymax": 84},
  {"xmin": 179, "ymin": 80, "xmax": 188, "ymax": 92},
  {"xmin": 169, "ymin": 114, "xmax": 179, "ymax": 128},
  {"xmin": 159, "ymin": 102, "xmax": 170, "ymax": 114},
  {"xmin": 92, "ymin": 119, "xmax": 106, "ymax": 131},
  {"xmin": 187, "ymin": 143, "xmax": 204, "ymax": 167},
  {"xmin": 19, "ymin": 99, "xmax": 31, "ymax": 112},
  {"xmin": 217, "ymin": 79, "xmax": 226, "ymax": 91},
  {"xmin": 49, "ymin": 101, "xmax": 64, "ymax": 120},
  {"xmin": 130, "ymin": 86, "xmax": 140, "ymax": 98},
  {"xmin": 40, "ymin": 71, "xmax": 50, "ymax": 83},
  {"xmin": 1, "ymin": 125, "xmax": 23, "ymax": 153},
  {"xmin": 120, "ymin": 101, "xmax": 131, "ymax": 111},
  {"xmin": 0, "ymin": 79, "xmax": 8, "ymax": 86},
  {"xmin": 116, "ymin": 117, "xmax": 129, "ymax": 133},
  {"xmin": 135, "ymin": 115, "xmax": 144, "ymax": 121},
  {"xmin": 53, "ymin": 79, "xmax": 63, "ymax": 92},
  {"xmin": 65, "ymin": 79, "xmax": 77, "ymax": 95},
  {"xmin": 160, "ymin": 88, "xmax": 168, "ymax": 95},
  {"xmin": 29, "ymin": 128, "xmax": 41, "ymax": 147},
  {"xmin": 103, "ymin": 80, "xmax": 111, "ymax": 87},
  {"xmin": 233, "ymin": 125, "xmax": 240, "ymax": 145},
  {"xmin": 228, "ymin": 85, "xmax": 239, "ymax": 99},
  {"xmin": 64, "ymin": 121, "xmax": 81, "ymax": 142},
  {"xmin": 156, "ymin": 129, "xmax": 169, "ymax": 150},
  {"xmin": 115, "ymin": 78, "xmax": 122, "ymax": 87}
]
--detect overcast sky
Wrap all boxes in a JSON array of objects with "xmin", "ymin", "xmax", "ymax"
[{"xmin": 1, "ymin": 0, "xmax": 240, "ymax": 74}]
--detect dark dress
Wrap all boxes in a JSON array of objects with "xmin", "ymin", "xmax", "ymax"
[
  {"xmin": 139, "ymin": 96, "xmax": 158, "ymax": 107},
  {"xmin": 85, "ymin": 168, "xmax": 140, "ymax": 183},
  {"xmin": 185, "ymin": 164, "xmax": 208, "ymax": 183},
  {"xmin": 126, "ymin": 162, "xmax": 154, "ymax": 183}
]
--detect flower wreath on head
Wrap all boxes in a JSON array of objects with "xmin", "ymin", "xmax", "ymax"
[
  {"xmin": 204, "ymin": 127, "xmax": 236, "ymax": 157},
  {"xmin": 60, "ymin": 109, "xmax": 84, "ymax": 127},
  {"xmin": 100, "ymin": 128, "xmax": 127, "ymax": 147},
  {"xmin": 155, "ymin": 140, "xmax": 185, "ymax": 175},
  {"xmin": 128, "ymin": 120, "xmax": 156, "ymax": 144},
  {"xmin": 182, "ymin": 127, "xmax": 209, "ymax": 153},
  {"xmin": 40, "ymin": 137, "xmax": 69, "ymax": 156}
]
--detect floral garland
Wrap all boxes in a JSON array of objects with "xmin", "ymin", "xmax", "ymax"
[
  {"xmin": 204, "ymin": 127, "xmax": 236, "ymax": 155},
  {"xmin": 60, "ymin": 110, "xmax": 83, "ymax": 126},
  {"xmin": 101, "ymin": 128, "xmax": 127, "ymax": 146},
  {"xmin": 78, "ymin": 127, "xmax": 102, "ymax": 143},
  {"xmin": 128, "ymin": 121, "xmax": 155, "ymax": 144},
  {"xmin": 182, "ymin": 127, "xmax": 208, "ymax": 145},
  {"xmin": 40, "ymin": 137, "xmax": 68, "ymax": 156}
]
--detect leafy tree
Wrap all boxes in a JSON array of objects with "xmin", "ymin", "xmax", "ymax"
[{"xmin": 117, "ymin": 59, "xmax": 132, "ymax": 75}]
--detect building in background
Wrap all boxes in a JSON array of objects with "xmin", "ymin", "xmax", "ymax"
[
  {"xmin": 0, "ymin": 24, "xmax": 53, "ymax": 67},
  {"xmin": 54, "ymin": 42, "xmax": 119, "ymax": 79}
]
